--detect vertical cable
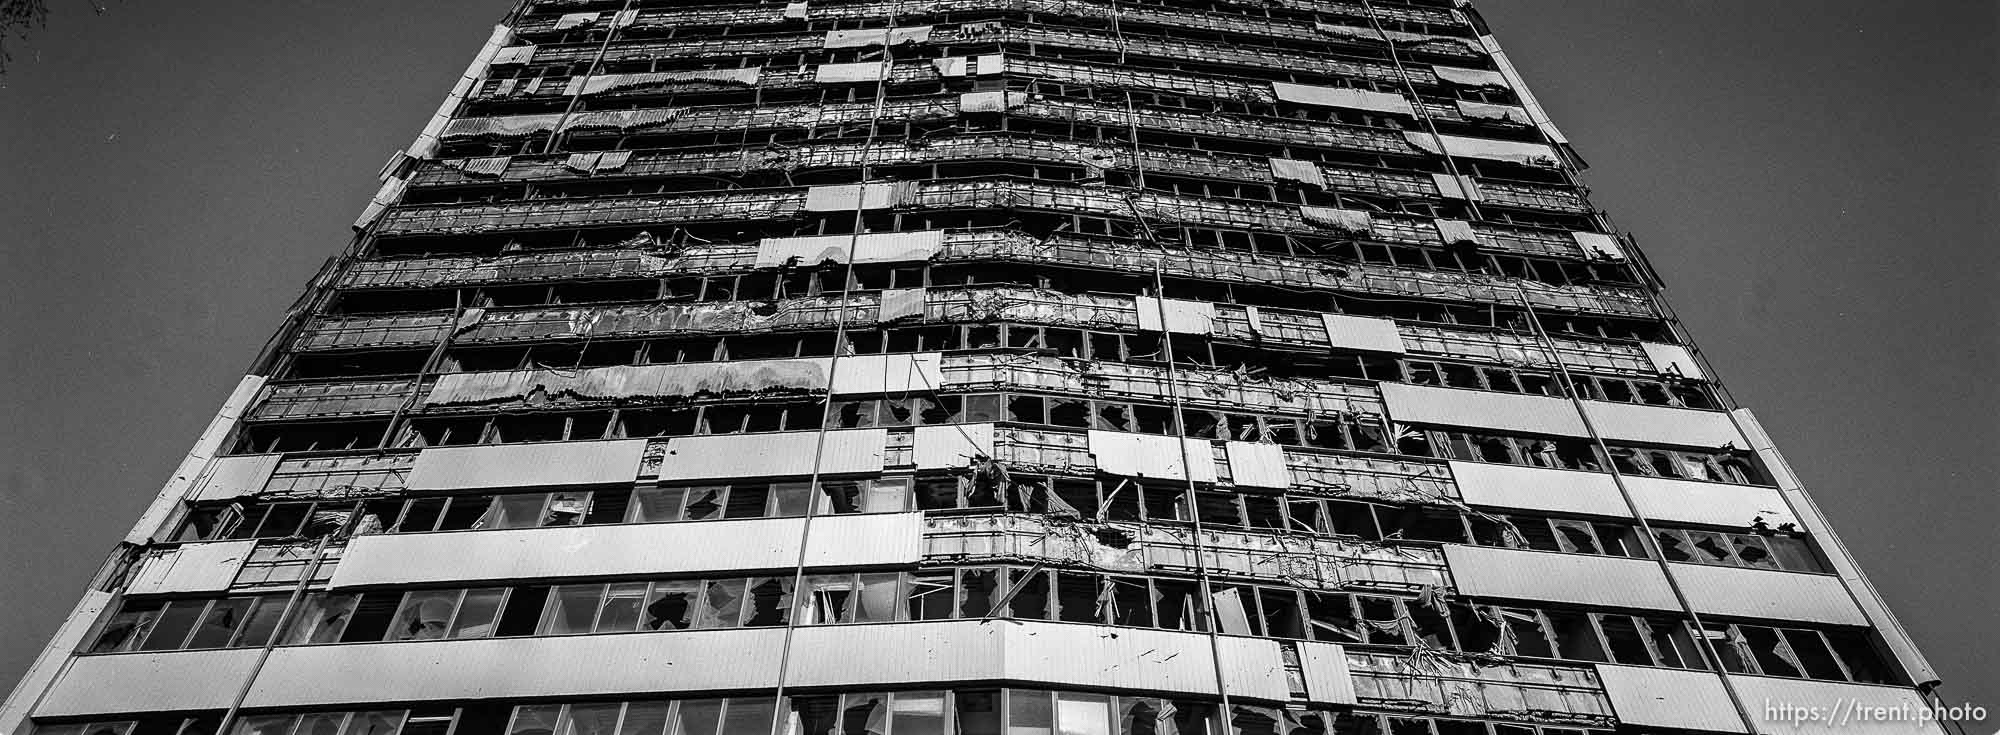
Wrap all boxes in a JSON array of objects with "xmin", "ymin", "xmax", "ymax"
[
  {"xmin": 543, "ymin": 0, "xmax": 639, "ymax": 155},
  {"xmin": 1359, "ymin": 0, "xmax": 1487, "ymax": 227},
  {"xmin": 1512, "ymin": 285, "xmax": 1760, "ymax": 733},
  {"xmin": 1149, "ymin": 263, "xmax": 1239, "ymax": 723},
  {"xmin": 766, "ymin": 7, "xmax": 906, "ymax": 734}
]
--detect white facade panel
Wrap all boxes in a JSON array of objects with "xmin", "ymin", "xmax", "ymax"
[
  {"xmin": 1672, "ymin": 563, "xmax": 1868, "ymax": 626},
  {"xmin": 1270, "ymin": 83, "xmax": 1415, "ymax": 116},
  {"xmin": 1595, "ymin": 665, "xmax": 1747, "ymax": 733},
  {"xmin": 1731, "ymin": 677, "xmax": 1946, "ymax": 735},
  {"xmin": 915, "ymin": 423, "xmax": 995, "ymax": 470},
  {"xmin": 1379, "ymin": 383, "xmax": 1587, "ymax": 437},
  {"xmin": 1443, "ymin": 545, "xmax": 1678, "ymax": 611},
  {"xmin": 657, "ymin": 429, "xmax": 887, "ymax": 480},
  {"xmin": 1582, "ymin": 401, "xmax": 1746, "ymax": 449},
  {"xmin": 331, "ymin": 512, "xmax": 922, "ymax": 588},
  {"xmin": 244, "ymin": 630, "xmax": 787, "ymax": 708},
  {"xmin": 1088, "ymin": 431, "xmax": 1217, "ymax": 482},
  {"xmin": 1447, "ymin": 461, "xmax": 1630, "ymax": 518},
  {"xmin": 788, "ymin": 621, "xmax": 1289, "ymax": 700},
  {"xmin": 1321, "ymin": 314, "xmax": 1405, "ymax": 353},
  {"xmin": 187, "ymin": 454, "xmax": 281, "ymax": 501},
  {"xmin": 124, "ymin": 539, "xmax": 259, "ymax": 596},
  {"xmin": 1296, "ymin": 641, "xmax": 1358, "ymax": 705},
  {"xmin": 407, "ymin": 439, "xmax": 647, "ymax": 491},
  {"xmin": 1224, "ymin": 441, "xmax": 1290, "ymax": 489},
  {"xmin": 1639, "ymin": 341, "xmax": 1704, "ymax": 379},
  {"xmin": 831, "ymin": 352, "xmax": 945, "ymax": 396},
  {"xmin": 755, "ymin": 230, "xmax": 944, "ymax": 267},
  {"xmin": 1622, "ymin": 475, "xmax": 1795, "ymax": 529},
  {"xmin": 1134, "ymin": 297, "xmax": 1217, "ymax": 334},
  {"xmin": 34, "ymin": 648, "xmax": 263, "ymax": 717}
]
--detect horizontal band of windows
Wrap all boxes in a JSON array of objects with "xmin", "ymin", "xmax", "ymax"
[
  {"xmin": 91, "ymin": 564, "xmax": 1869, "ymax": 680},
  {"xmin": 30, "ymin": 689, "xmax": 1616, "ymax": 735}
]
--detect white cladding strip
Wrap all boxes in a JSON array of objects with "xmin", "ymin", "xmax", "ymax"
[
  {"xmin": 37, "ymin": 622, "xmax": 1289, "ymax": 716},
  {"xmin": 1672, "ymin": 562, "xmax": 1868, "ymax": 626},
  {"xmin": 1295, "ymin": 642, "xmax": 1357, "ymax": 705},
  {"xmin": 1321, "ymin": 313, "xmax": 1405, "ymax": 353},
  {"xmin": 125, "ymin": 540, "xmax": 259, "ymax": 596},
  {"xmin": 1442, "ymin": 545, "xmax": 1678, "ymax": 611},
  {"xmin": 657, "ymin": 429, "xmax": 887, "ymax": 481},
  {"xmin": 915, "ymin": 423, "xmax": 996, "ymax": 470},
  {"xmin": 1595, "ymin": 665, "xmax": 1747, "ymax": 733},
  {"xmin": 187, "ymin": 454, "xmax": 282, "ymax": 501},
  {"xmin": 33, "ymin": 647, "xmax": 264, "ymax": 717},
  {"xmin": 787, "ymin": 620, "xmax": 1290, "ymax": 700},
  {"xmin": 754, "ymin": 230, "xmax": 946, "ymax": 268},
  {"xmin": 1087, "ymin": 430, "xmax": 1218, "ymax": 483},
  {"xmin": 1223, "ymin": 441, "xmax": 1290, "ymax": 489},
  {"xmin": 407, "ymin": 439, "xmax": 649, "ymax": 491},
  {"xmin": 1732, "ymin": 408, "xmax": 1937, "ymax": 686},
  {"xmin": 1450, "ymin": 462, "xmax": 1795, "ymax": 529},
  {"xmin": 830, "ymin": 353, "xmax": 946, "ymax": 396},
  {"xmin": 330, "ymin": 512, "xmax": 923, "ymax": 588},
  {"xmin": 1382, "ymin": 383, "xmax": 1746, "ymax": 448}
]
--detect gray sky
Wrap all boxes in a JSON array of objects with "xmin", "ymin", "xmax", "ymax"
[{"xmin": 2, "ymin": 0, "xmax": 1994, "ymax": 712}]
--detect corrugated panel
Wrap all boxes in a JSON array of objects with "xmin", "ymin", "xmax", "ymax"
[
  {"xmin": 1432, "ymin": 65, "xmax": 1510, "ymax": 89},
  {"xmin": 1321, "ymin": 314, "xmax": 1405, "ymax": 353},
  {"xmin": 1270, "ymin": 82, "xmax": 1414, "ymax": 116},
  {"xmin": 1224, "ymin": 441, "xmax": 1291, "ymax": 489},
  {"xmin": 125, "ymin": 539, "xmax": 258, "ymax": 596},
  {"xmin": 754, "ymin": 230, "xmax": 945, "ymax": 267},
  {"xmin": 1404, "ymin": 131, "xmax": 1560, "ymax": 167},
  {"xmin": 1731, "ymin": 677, "xmax": 1946, "ymax": 735},
  {"xmin": 187, "ymin": 454, "xmax": 282, "ymax": 501},
  {"xmin": 126, "ymin": 375, "xmax": 266, "ymax": 546},
  {"xmin": 830, "ymin": 352, "xmax": 945, "ymax": 396},
  {"xmin": 1378, "ymin": 383, "xmax": 1587, "ymax": 437},
  {"xmin": 1443, "ymin": 545, "xmax": 1678, "ymax": 611},
  {"xmin": 802, "ymin": 181, "xmax": 903, "ymax": 211},
  {"xmin": 1581, "ymin": 401, "xmax": 1745, "ymax": 448},
  {"xmin": 1134, "ymin": 296, "xmax": 1217, "ymax": 334},
  {"xmin": 332, "ymin": 512, "xmax": 918, "ymax": 588},
  {"xmin": 33, "ymin": 648, "xmax": 262, "ymax": 717},
  {"xmin": 657, "ymin": 429, "xmax": 887, "ymax": 480},
  {"xmin": 1595, "ymin": 665, "xmax": 1746, "ymax": 733},
  {"xmin": 916, "ymin": 423, "xmax": 995, "ymax": 469},
  {"xmin": 815, "ymin": 61, "xmax": 892, "ymax": 83},
  {"xmin": 805, "ymin": 512, "xmax": 925, "ymax": 567},
  {"xmin": 1297, "ymin": 642, "xmax": 1357, "ymax": 705},
  {"xmin": 1087, "ymin": 431, "xmax": 1217, "ymax": 482},
  {"xmin": 823, "ymin": 25, "xmax": 932, "ymax": 48},
  {"xmin": 407, "ymin": 439, "xmax": 648, "ymax": 491},
  {"xmin": 1639, "ymin": 341, "xmax": 1704, "ymax": 379},
  {"xmin": 1622, "ymin": 475, "xmax": 1794, "ymax": 529},
  {"xmin": 1671, "ymin": 563, "xmax": 1867, "ymax": 626},
  {"xmin": 790, "ymin": 621, "xmax": 1287, "ymax": 700},
  {"xmin": 242, "ymin": 630, "xmax": 786, "ymax": 709},
  {"xmin": 1447, "ymin": 461, "xmax": 1630, "ymax": 518},
  {"xmin": 0, "ymin": 590, "xmax": 112, "ymax": 731}
]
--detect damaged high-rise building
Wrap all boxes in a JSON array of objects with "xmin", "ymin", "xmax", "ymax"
[{"xmin": 3, "ymin": 1, "xmax": 1951, "ymax": 734}]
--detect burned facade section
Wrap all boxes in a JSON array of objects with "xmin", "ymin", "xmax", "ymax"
[{"xmin": 3, "ymin": 2, "xmax": 1948, "ymax": 735}]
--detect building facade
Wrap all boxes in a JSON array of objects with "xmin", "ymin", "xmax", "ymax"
[{"xmin": 2, "ymin": 1, "xmax": 1949, "ymax": 735}]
